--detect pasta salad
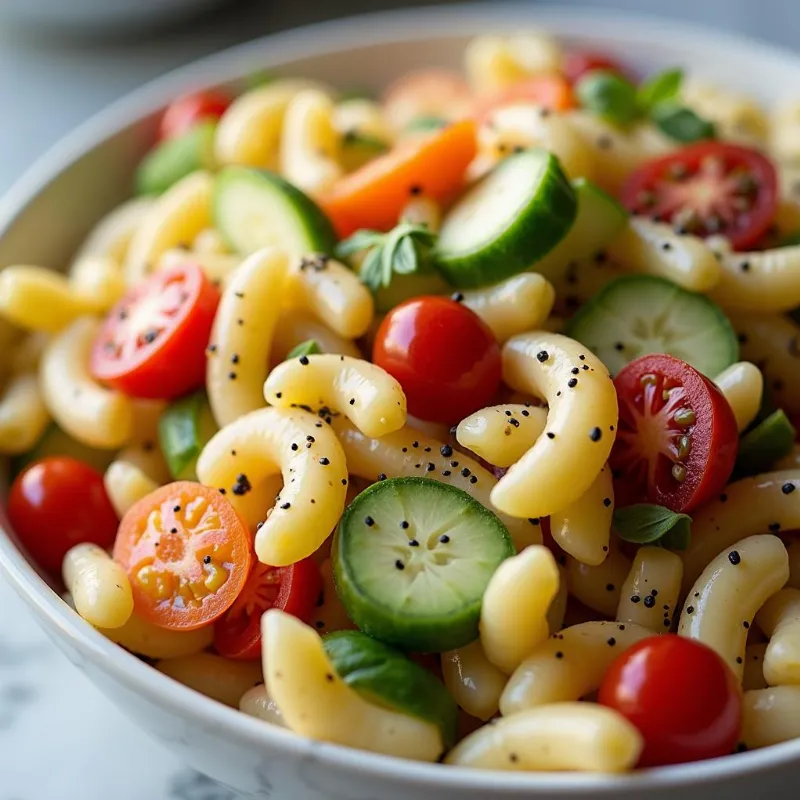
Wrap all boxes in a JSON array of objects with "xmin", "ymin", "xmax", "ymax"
[{"xmin": 3, "ymin": 30, "xmax": 800, "ymax": 773}]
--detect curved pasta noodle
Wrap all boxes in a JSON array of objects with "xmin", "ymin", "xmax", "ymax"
[
  {"xmin": 547, "ymin": 565, "xmax": 569, "ymax": 634},
  {"xmin": 456, "ymin": 404, "xmax": 547, "ymax": 468},
  {"xmin": 62, "ymin": 543, "xmax": 133, "ymax": 629},
  {"xmin": 263, "ymin": 610, "xmax": 443, "ymax": 761},
  {"xmin": 207, "ymin": 247, "xmax": 289, "ymax": 427},
  {"xmin": 492, "ymin": 332, "xmax": 618, "ymax": 519},
  {"xmin": 441, "ymin": 640, "xmax": 507, "ymax": 722},
  {"xmin": 124, "ymin": 171, "xmax": 213, "ymax": 285},
  {"xmin": 681, "ymin": 471, "xmax": 800, "ymax": 592},
  {"xmin": 565, "ymin": 544, "xmax": 632, "ymax": 617},
  {"xmin": 330, "ymin": 418, "xmax": 540, "ymax": 551},
  {"xmin": 193, "ymin": 227, "xmax": 228, "ymax": 254},
  {"xmin": 280, "ymin": 89, "xmax": 342, "ymax": 196},
  {"xmin": 741, "ymin": 686, "xmax": 800, "ymax": 749},
  {"xmin": 9, "ymin": 332, "xmax": 48, "ymax": 376},
  {"xmin": 732, "ymin": 312, "xmax": 800, "ymax": 415},
  {"xmin": 98, "ymin": 610, "xmax": 213, "ymax": 659},
  {"xmin": 683, "ymin": 80, "xmax": 768, "ymax": 145},
  {"xmin": 480, "ymin": 545, "xmax": 560, "ymax": 674},
  {"xmin": 678, "ymin": 534, "xmax": 788, "ymax": 680},
  {"xmin": 615, "ymin": 546, "xmax": 683, "ymax": 633},
  {"xmin": 104, "ymin": 460, "xmax": 159, "ymax": 518},
  {"xmin": 445, "ymin": 703, "xmax": 642, "ymax": 773},
  {"xmin": 607, "ymin": 217, "xmax": 722, "ymax": 292},
  {"xmin": 771, "ymin": 101, "xmax": 800, "ymax": 163},
  {"xmin": 499, "ymin": 621, "xmax": 651, "ymax": 714},
  {"xmin": 0, "ymin": 372, "xmax": 50, "ymax": 455},
  {"xmin": 68, "ymin": 255, "xmax": 126, "ymax": 313},
  {"xmin": 284, "ymin": 257, "xmax": 373, "ymax": 340},
  {"xmin": 743, "ymin": 642, "xmax": 769, "ymax": 691},
  {"xmin": 270, "ymin": 309, "xmax": 362, "ymax": 362},
  {"xmin": 549, "ymin": 464, "xmax": 614, "ymax": 566},
  {"xmin": 40, "ymin": 317, "xmax": 134, "ymax": 449},
  {"xmin": 755, "ymin": 588, "xmax": 800, "ymax": 686},
  {"xmin": 460, "ymin": 274, "xmax": 556, "ymax": 344},
  {"xmin": 157, "ymin": 247, "xmax": 242, "ymax": 288},
  {"xmin": 239, "ymin": 683, "xmax": 286, "ymax": 727},
  {"xmin": 265, "ymin": 354, "xmax": 406, "ymax": 438},
  {"xmin": 196, "ymin": 407, "xmax": 347, "ymax": 566},
  {"xmin": 156, "ymin": 652, "xmax": 262, "ymax": 708},
  {"xmin": 73, "ymin": 197, "xmax": 154, "ymax": 265},
  {"xmin": 714, "ymin": 361, "xmax": 764, "ymax": 432}
]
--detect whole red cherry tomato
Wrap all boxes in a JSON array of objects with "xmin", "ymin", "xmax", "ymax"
[{"xmin": 159, "ymin": 90, "xmax": 230, "ymax": 141}]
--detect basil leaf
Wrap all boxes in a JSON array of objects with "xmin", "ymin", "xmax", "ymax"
[
  {"xmin": 392, "ymin": 234, "xmax": 419, "ymax": 276},
  {"xmin": 652, "ymin": 104, "xmax": 716, "ymax": 143},
  {"xmin": 575, "ymin": 70, "xmax": 640, "ymax": 126},
  {"xmin": 285, "ymin": 339, "xmax": 321, "ymax": 360},
  {"xmin": 613, "ymin": 504, "xmax": 692, "ymax": 550},
  {"xmin": 336, "ymin": 229, "xmax": 383, "ymax": 259},
  {"xmin": 358, "ymin": 246, "xmax": 388, "ymax": 292},
  {"xmin": 637, "ymin": 68, "xmax": 684, "ymax": 112}
]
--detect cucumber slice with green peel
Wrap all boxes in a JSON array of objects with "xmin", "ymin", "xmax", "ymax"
[
  {"xmin": 332, "ymin": 477, "xmax": 514, "ymax": 653},
  {"xmin": 323, "ymin": 630, "xmax": 458, "ymax": 747},
  {"xmin": 434, "ymin": 148, "xmax": 577, "ymax": 289},
  {"xmin": 532, "ymin": 178, "xmax": 628, "ymax": 282},
  {"xmin": 11, "ymin": 424, "xmax": 116, "ymax": 477},
  {"xmin": 734, "ymin": 409, "xmax": 797, "ymax": 479},
  {"xmin": 213, "ymin": 166, "xmax": 337, "ymax": 257},
  {"xmin": 135, "ymin": 122, "xmax": 216, "ymax": 196},
  {"xmin": 158, "ymin": 391, "xmax": 218, "ymax": 481},
  {"xmin": 566, "ymin": 275, "xmax": 739, "ymax": 378},
  {"xmin": 340, "ymin": 132, "xmax": 390, "ymax": 173}
]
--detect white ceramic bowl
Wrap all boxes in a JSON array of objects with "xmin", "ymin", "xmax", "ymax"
[{"xmin": 2, "ymin": 5, "xmax": 800, "ymax": 798}]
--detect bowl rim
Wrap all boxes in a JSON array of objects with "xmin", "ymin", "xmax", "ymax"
[{"xmin": 2, "ymin": 3, "xmax": 800, "ymax": 792}]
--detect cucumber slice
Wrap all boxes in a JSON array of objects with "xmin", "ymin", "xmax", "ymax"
[
  {"xmin": 734, "ymin": 409, "xmax": 797, "ymax": 478},
  {"xmin": 135, "ymin": 122, "xmax": 216, "ymax": 196},
  {"xmin": 213, "ymin": 166, "xmax": 337, "ymax": 257},
  {"xmin": 532, "ymin": 178, "xmax": 628, "ymax": 282},
  {"xmin": 158, "ymin": 391, "xmax": 218, "ymax": 481},
  {"xmin": 566, "ymin": 275, "xmax": 739, "ymax": 377},
  {"xmin": 340, "ymin": 132, "xmax": 389, "ymax": 173},
  {"xmin": 332, "ymin": 477, "xmax": 513, "ymax": 652},
  {"xmin": 11, "ymin": 424, "xmax": 116, "ymax": 477},
  {"xmin": 434, "ymin": 148, "xmax": 577, "ymax": 289},
  {"xmin": 323, "ymin": 630, "xmax": 458, "ymax": 747}
]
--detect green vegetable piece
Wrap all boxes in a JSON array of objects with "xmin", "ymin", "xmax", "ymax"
[
  {"xmin": 637, "ymin": 68, "xmax": 684, "ymax": 112},
  {"xmin": 575, "ymin": 70, "xmax": 640, "ymax": 126},
  {"xmin": 158, "ymin": 391, "xmax": 218, "ymax": 481},
  {"xmin": 340, "ymin": 131, "xmax": 390, "ymax": 172},
  {"xmin": 135, "ymin": 122, "xmax": 216, "ymax": 196},
  {"xmin": 323, "ymin": 630, "xmax": 458, "ymax": 748},
  {"xmin": 652, "ymin": 104, "xmax": 716, "ymax": 143},
  {"xmin": 779, "ymin": 231, "xmax": 800, "ymax": 248},
  {"xmin": 613, "ymin": 504, "xmax": 692, "ymax": 550},
  {"xmin": 285, "ymin": 339, "xmax": 321, "ymax": 360},
  {"xmin": 735, "ymin": 409, "xmax": 797, "ymax": 479},
  {"xmin": 405, "ymin": 116, "xmax": 448, "ymax": 133}
]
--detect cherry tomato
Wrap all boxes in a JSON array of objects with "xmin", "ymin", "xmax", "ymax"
[
  {"xmin": 562, "ymin": 50, "xmax": 633, "ymax": 84},
  {"xmin": 90, "ymin": 263, "xmax": 220, "ymax": 400},
  {"xmin": 621, "ymin": 141, "xmax": 778, "ymax": 251},
  {"xmin": 474, "ymin": 74, "xmax": 575, "ymax": 120},
  {"xmin": 373, "ymin": 296, "xmax": 501, "ymax": 425},
  {"xmin": 159, "ymin": 90, "xmax": 230, "ymax": 141},
  {"xmin": 113, "ymin": 482, "xmax": 251, "ymax": 631},
  {"xmin": 611, "ymin": 354, "xmax": 738, "ymax": 513},
  {"xmin": 214, "ymin": 557, "xmax": 322, "ymax": 660},
  {"xmin": 382, "ymin": 69, "xmax": 474, "ymax": 129},
  {"xmin": 7, "ymin": 457, "xmax": 118, "ymax": 576},
  {"xmin": 599, "ymin": 635, "xmax": 742, "ymax": 766}
]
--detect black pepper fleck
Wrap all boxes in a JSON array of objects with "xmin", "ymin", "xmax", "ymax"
[{"xmin": 728, "ymin": 550, "xmax": 741, "ymax": 565}]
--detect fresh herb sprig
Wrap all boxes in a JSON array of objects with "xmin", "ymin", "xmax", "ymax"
[{"xmin": 613, "ymin": 503, "xmax": 692, "ymax": 550}]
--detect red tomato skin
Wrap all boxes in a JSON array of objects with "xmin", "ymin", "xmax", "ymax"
[
  {"xmin": 620, "ymin": 142, "xmax": 778, "ymax": 251},
  {"xmin": 612, "ymin": 354, "xmax": 739, "ymax": 513},
  {"xmin": 7, "ymin": 457, "xmax": 118, "ymax": 576},
  {"xmin": 159, "ymin": 90, "xmax": 230, "ymax": 141},
  {"xmin": 90, "ymin": 263, "xmax": 220, "ymax": 400},
  {"xmin": 599, "ymin": 635, "xmax": 743, "ymax": 767},
  {"xmin": 562, "ymin": 50, "xmax": 633, "ymax": 84},
  {"xmin": 214, "ymin": 557, "xmax": 322, "ymax": 661},
  {"xmin": 373, "ymin": 297, "xmax": 502, "ymax": 425}
]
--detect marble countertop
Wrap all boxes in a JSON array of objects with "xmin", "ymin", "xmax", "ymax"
[{"xmin": 1, "ymin": 1, "xmax": 799, "ymax": 797}]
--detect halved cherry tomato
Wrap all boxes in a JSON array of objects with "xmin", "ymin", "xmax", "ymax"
[
  {"xmin": 113, "ymin": 482, "xmax": 251, "ymax": 631},
  {"xmin": 611, "ymin": 354, "xmax": 738, "ymax": 513},
  {"xmin": 90, "ymin": 263, "xmax": 219, "ymax": 400},
  {"xmin": 599, "ymin": 635, "xmax": 742, "ymax": 767},
  {"xmin": 214, "ymin": 557, "xmax": 322, "ymax": 660},
  {"xmin": 475, "ymin": 74, "xmax": 575, "ymax": 120},
  {"xmin": 562, "ymin": 50, "xmax": 633, "ymax": 85},
  {"xmin": 321, "ymin": 120, "xmax": 477, "ymax": 238},
  {"xmin": 382, "ymin": 69, "xmax": 474, "ymax": 129},
  {"xmin": 373, "ymin": 296, "xmax": 501, "ymax": 425},
  {"xmin": 159, "ymin": 90, "xmax": 231, "ymax": 141},
  {"xmin": 7, "ymin": 457, "xmax": 118, "ymax": 576},
  {"xmin": 621, "ymin": 141, "xmax": 778, "ymax": 250}
]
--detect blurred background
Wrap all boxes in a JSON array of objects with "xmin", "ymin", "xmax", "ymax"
[{"xmin": 0, "ymin": 0, "xmax": 796, "ymax": 797}]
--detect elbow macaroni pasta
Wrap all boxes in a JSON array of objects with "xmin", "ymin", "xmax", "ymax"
[
  {"xmin": 755, "ymin": 588, "xmax": 800, "ymax": 686},
  {"xmin": 741, "ymin": 686, "xmax": 800, "ymax": 749},
  {"xmin": 441, "ymin": 640, "xmax": 507, "ymax": 722},
  {"xmin": 743, "ymin": 642, "xmax": 769, "ymax": 691},
  {"xmin": 270, "ymin": 309, "xmax": 362, "ymax": 362},
  {"xmin": 565, "ymin": 544, "xmax": 632, "ymax": 617},
  {"xmin": 239, "ymin": 683, "xmax": 286, "ymax": 727},
  {"xmin": 714, "ymin": 361, "xmax": 764, "ymax": 432},
  {"xmin": 104, "ymin": 460, "xmax": 159, "ymax": 518},
  {"xmin": 0, "ymin": 372, "xmax": 50, "ymax": 455}
]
